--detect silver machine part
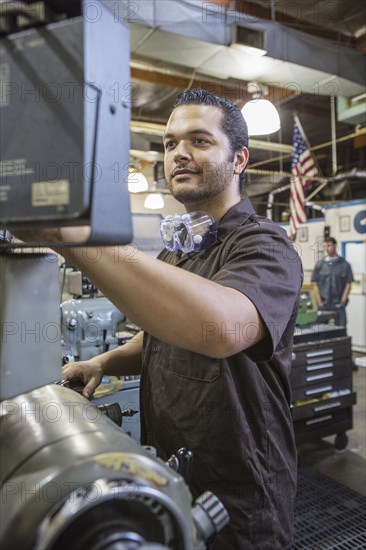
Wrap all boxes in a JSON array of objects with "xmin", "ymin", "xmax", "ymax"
[
  {"xmin": 0, "ymin": 384, "xmax": 229, "ymax": 549},
  {"xmin": 192, "ymin": 492, "xmax": 230, "ymax": 542},
  {"xmin": 60, "ymin": 296, "xmax": 126, "ymax": 361},
  {"xmin": 0, "ymin": 253, "xmax": 61, "ymax": 400},
  {"xmin": 92, "ymin": 378, "xmax": 141, "ymax": 444}
]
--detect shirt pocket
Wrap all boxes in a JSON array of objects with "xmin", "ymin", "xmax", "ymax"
[{"xmin": 168, "ymin": 347, "xmax": 221, "ymax": 382}]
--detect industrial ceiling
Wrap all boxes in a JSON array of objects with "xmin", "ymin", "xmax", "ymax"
[
  {"xmin": 13, "ymin": 0, "xmax": 366, "ymax": 216},
  {"xmin": 126, "ymin": 0, "xmax": 366, "ymax": 215}
]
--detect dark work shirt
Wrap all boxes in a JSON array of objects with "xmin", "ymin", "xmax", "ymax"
[
  {"xmin": 311, "ymin": 256, "xmax": 354, "ymax": 306},
  {"xmin": 140, "ymin": 198, "xmax": 303, "ymax": 550}
]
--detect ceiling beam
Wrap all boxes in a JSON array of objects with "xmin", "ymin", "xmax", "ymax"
[
  {"xmin": 356, "ymin": 33, "xmax": 366, "ymax": 52},
  {"xmin": 131, "ymin": 66, "xmax": 225, "ymax": 93},
  {"xmin": 130, "ymin": 66, "xmax": 295, "ymax": 105}
]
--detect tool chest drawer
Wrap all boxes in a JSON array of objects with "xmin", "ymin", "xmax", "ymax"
[
  {"xmin": 293, "ymin": 326, "xmax": 347, "ymax": 344},
  {"xmin": 291, "ymin": 336, "xmax": 351, "ymax": 367},
  {"xmin": 291, "ymin": 376, "xmax": 352, "ymax": 401},
  {"xmin": 291, "ymin": 391, "xmax": 356, "ymax": 422},
  {"xmin": 290, "ymin": 358, "xmax": 353, "ymax": 388},
  {"xmin": 293, "ymin": 407, "xmax": 353, "ymax": 444}
]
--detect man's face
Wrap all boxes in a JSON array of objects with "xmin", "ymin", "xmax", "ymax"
[
  {"xmin": 163, "ymin": 104, "xmax": 246, "ymax": 205},
  {"xmin": 323, "ymin": 240, "xmax": 337, "ymax": 256}
]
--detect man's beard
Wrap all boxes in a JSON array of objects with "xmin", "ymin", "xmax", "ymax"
[{"xmin": 167, "ymin": 159, "xmax": 235, "ymax": 204}]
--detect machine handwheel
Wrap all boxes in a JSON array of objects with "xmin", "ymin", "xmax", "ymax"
[{"xmin": 334, "ymin": 432, "xmax": 348, "ymax": 450}]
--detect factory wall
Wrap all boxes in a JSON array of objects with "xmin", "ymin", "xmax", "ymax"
[{"xmin": 283, "ymin": 199, "xmax": 366, "ymax": 351}]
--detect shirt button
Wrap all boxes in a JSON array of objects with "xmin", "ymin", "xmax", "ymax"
[{"xmin": 153, "ymin": 346, "xmax": 158, "ymax": 353}]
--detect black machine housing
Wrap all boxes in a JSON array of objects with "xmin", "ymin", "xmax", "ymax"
[{"xmin": 0, "ymin": 0, "xmax": 132, "ymax": 244}]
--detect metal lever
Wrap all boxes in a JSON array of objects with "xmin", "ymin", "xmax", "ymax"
[
  {"xmin": 167, "ymin": 447, "xmax": 193, "ymax": 485},
  {"xmin": 97, "ymin": 404, "xmax": 138, "ymax": 427},
  {"xmin": 54, "ymin": 378, "xmax": 87, "ymax": 396}
]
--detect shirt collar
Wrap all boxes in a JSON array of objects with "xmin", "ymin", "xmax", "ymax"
[
  {"xmin": 324, "ymin": 254, "xmax": 339, "ymax": 262},
  {"xmin": 161, "ymin": 197, "xmax": 257, "ymax": 264},
  {"xmin": 215, "ymin": 197, "xmax": 256, "ymax": 242}
]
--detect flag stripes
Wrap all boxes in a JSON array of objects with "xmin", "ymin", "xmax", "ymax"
[{"xmin": 289, "ymin": 121, "xmax": 318, "ymax": 240}]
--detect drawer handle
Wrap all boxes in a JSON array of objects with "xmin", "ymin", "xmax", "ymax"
[
  {"xmin": 306, "ymin": 362, "xmax": 334, "ymax": 371},
  {"xmin": 306, "ymin": 349, "xmax": 333, "ymax": 358},
  {"xmin": 306, "ymin": 414, "xmax": 333, "ymax": 425},
  {"xmin": 314, "ymin": 401, "xmax": 341, "ymax": 412},
  {"xmin": 306, "ymin": 372, "xmax": 333, "ymax": 382},
  {"xmin": 305, "ymin": 385, "xmax": 332, "ymax": 396},
  {"xmin": 307, "ymin": 355, "xmax": 333, "ymax": 365}
]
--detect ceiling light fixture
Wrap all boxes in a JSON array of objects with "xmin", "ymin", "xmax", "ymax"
[
  {"xmin": 128, "ymin": 171, "xmax": 149, "ymax": 193},
  {"xmin": 230, "ymin": 26, "xmax": 267, "ymax": 57},
  {"xmin": 241, "ymin": 83, "xmax": 281, "ymax": 136},
  {"xmin": 230, "ymin": 42, "xmax": 267, "ymax": 57},
  {"xmin": 144, "ymin": 193, "xmax": 165, "ymax": 210}
]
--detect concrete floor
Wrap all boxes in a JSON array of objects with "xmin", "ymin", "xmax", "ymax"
[{"xmin": 297, "ymin": 359, "xmax": 366, "ymax": 497}]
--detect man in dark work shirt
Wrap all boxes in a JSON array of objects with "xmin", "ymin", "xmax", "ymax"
[
  {"xmin": 312, "ymin": 236, "xmax": 354, "ymax": 328},
  {"xmin": 27, "ymin": 88, "xmax": 303, "ymax": 549}
]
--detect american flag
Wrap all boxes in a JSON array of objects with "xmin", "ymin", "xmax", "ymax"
[{"xmin": 289, "ymin": 121, "xmax": 318, "ymax": 240}]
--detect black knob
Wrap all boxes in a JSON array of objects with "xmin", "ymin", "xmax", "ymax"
[
  {"xmin": 176, "ymin": 447, "xmax": 193, "ymax": 485},
  {"xmin": 96, "ymin": 403, "xmax": 123, "ymax": 426}
]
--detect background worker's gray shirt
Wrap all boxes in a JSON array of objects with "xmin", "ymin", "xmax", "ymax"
[{"xmin": 312, "ymin": 257, "xmax": 354, "ymax": 305}]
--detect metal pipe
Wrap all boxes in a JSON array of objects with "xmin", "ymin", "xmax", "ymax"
[
  {"xmin": 266, "ymin": 183, "xmax": 291, "ymax": 219},
  {"xmin": 330, "ymin": 96, "xmax": 337, "ymax": 175},
  {"xmin": 271, "ymin": 0, "xmax": 276, "ymax": 21},
  {"xmin": 249, "ymin": 127, "xmax": 366, "ymax": 169},
  {"xmin": 266, "ymin": 192, "xmax": 274, "ymax": 219}
]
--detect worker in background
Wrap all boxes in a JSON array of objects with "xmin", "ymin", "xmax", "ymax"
[
  {"xmin": 312, "ymin": 236, "xmax": 354, "ymax": 328},
  {"xmin": 14, "ymin": 88, "xmax": 302, "ymax": 550}
]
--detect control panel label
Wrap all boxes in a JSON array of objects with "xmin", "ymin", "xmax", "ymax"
[{"xmin": 32, "ymin": 179, "xmax": 70, "ymax": 206}]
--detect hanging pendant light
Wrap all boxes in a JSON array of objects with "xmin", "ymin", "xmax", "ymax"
[
  {"xmin": 241, "ymin": 98, "xmax": 281, "ymax": 136},
  {"xmin": 128, "ymin": 171, "xmax": 149, "ymax": 193},
  {"xmin": 144, "ymin": 193, "xmax": 165, "ymax": 210},
  {"xmin": 241, "ymin": 83, "xmax": 281, "ymax": 136}
]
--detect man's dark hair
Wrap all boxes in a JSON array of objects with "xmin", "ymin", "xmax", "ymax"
[
  {"xmin": 172, "ymin": 88, "xmax": 249, "ymax": 193},
  {"xmin": 324, "ymin": 237, "xmax": 337, "ymax": 245}
]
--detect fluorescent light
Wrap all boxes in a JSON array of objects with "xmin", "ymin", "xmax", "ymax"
[
  {"xmin": 128, "ymin": 172, "xmax": 149, "ymax": 193},
  {"xmin": 241, "ymin": 98, "xmax": 280, "ymax": 136},
  {"xmin": 144, "ymin": 193, "xmax": 165, "ymax": 210}
]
